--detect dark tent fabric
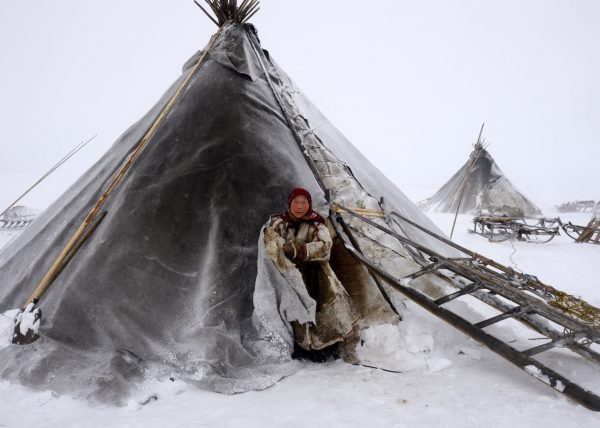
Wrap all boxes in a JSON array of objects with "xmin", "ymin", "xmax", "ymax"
[
  {"xmin": 0, "ymin": 23, "xmax": 451, "ymax": 404},
  {"xmin": 420, "ymin": 144, "xmax": 542, "ymax": 216}
]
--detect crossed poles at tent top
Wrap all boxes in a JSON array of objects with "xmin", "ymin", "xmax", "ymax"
[{"xmin": 194, "ymin": 0, "xmax": 260, "ymax": 26}]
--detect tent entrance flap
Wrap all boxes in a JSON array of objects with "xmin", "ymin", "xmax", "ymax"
[{"xmin": 327, "ymin": 232, "xmax": 400, "ymax": 327}]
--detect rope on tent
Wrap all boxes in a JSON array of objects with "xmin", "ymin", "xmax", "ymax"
[
  {"xmin": 507, "ymin": 234, "xmax": 524, "ymax": 273},
  {"xmin": 0, "ymin": 134, "xmax": 97, "ymax": 220},
  {"xmin": 449, "ymin": 123, "xmax": 485, "ymax": 239},
  {"xmin": 332, "ymin": 206, "xmax": 385, "ymax": 218}
]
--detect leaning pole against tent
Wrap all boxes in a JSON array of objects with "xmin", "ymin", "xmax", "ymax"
[
  {"xmin": 1, "ymin": 1, "xmax": 600, "ymax": 410},
  {"xmin": 10, "ymin": 29, "xmax": 223, "ymax": 345},
  {"xmin": 0, "ymin": 1, "xmax": 405, "ymax": 403},
  {"xmin": 449, "ymin": 123, "xmax": 485, "ymax": 239}
]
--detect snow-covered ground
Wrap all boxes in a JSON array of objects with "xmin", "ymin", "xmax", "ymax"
[{"xmin": 1, "ymin": 207, "xmax": 599, "ymax": 427}]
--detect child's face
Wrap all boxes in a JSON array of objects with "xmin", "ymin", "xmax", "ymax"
[{"xmin": 290, "ymin": 195, "xmax": 310, "ymax": 218}]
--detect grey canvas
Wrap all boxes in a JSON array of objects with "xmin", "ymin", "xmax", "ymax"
[
  {"xmin": 421, "ymin": 144, "xmax": 542, "ymax": 216},
  {"xmin": 0, "ymin": 22, "xmax": 451, "ymax": 404}
]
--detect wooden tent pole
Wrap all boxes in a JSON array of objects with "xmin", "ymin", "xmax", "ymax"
[
  {"xmin": 0, "ymin": 135, "xmax": 96, "ymax": 220},
  {"xmin": 449, "ymin": 123, "xmax": 485, "ymax": 239},
  {"xmin": 20, "ymin": 27, "xmax": 224, "ymax": 308}
]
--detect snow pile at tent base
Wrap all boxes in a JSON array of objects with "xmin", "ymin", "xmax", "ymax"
[{"xmin": 0, "ymin": 23, "xmax": 451, "ymax": 405}]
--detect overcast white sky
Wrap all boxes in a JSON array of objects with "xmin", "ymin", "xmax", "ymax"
[{"xmin": 0, "ymin": 0, "xmax": 598, "ymax": 212}]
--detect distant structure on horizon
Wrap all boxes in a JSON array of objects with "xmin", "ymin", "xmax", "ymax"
[
  {"xmin": 555, "ymin": 200, "xmax": 596, "ymax": 213},
  {"xmin": 0, "ymin": 205, "xmax": 39, "ymax": 230}
]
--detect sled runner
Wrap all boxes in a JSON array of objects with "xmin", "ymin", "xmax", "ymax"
[
  {"xmin": 471, "ymin": 214, "xmax": 562, "ymax": 243},
  {"xmin": 562, "ymin": 219, "xmax": 600, "ymax": 244}
]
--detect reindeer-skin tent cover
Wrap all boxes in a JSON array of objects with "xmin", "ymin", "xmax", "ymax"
[
  {"xmin": 421, "ymin": 145, "xmax": 542, "ymax": 217},
  {"xmin": 0, "ymin": 23, "xmax": 452, "ymax": 404}
]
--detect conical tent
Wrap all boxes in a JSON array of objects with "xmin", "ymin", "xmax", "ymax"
[
  {"xmin": 421, "ymin": 143, "xmax": 542, "ymax": 217},
  {"xmin": 0, "ymin": 20, "xmax": 454, "ymax": 404}
]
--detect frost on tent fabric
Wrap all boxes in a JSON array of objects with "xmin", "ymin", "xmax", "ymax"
[{"xmin": 0, "ymin": 11, "xmax": 428, "ymax": 404}]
